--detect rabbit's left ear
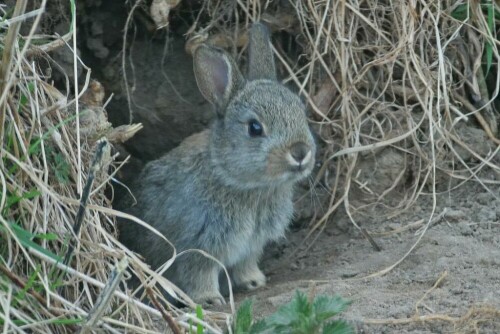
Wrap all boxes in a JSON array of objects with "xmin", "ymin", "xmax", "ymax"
[
  {"xmin": 194, "ymin": 45, "xmax": 244, "ymax": 113},
  {"xmin": 247, "ymin": 23, "xmax": 277, "ymax": 81}
]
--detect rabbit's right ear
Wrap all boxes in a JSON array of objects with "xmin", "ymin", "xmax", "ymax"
[
  {"xmin": 248, "ymin": 23, "xmax": 277, "ymax": 81},
  {"xmin": 194, "ymin": 45, "xmax": 244, "ymax": 113}
]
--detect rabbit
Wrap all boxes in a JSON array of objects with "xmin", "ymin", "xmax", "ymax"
[{"xmin": 118, "ymin": 22, "xmax": 316, "ymax": 305}]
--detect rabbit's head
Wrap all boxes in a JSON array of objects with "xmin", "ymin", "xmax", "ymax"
[{"xmin": 194, "ymin": 23, "xmax": 315, "ymax": 189}]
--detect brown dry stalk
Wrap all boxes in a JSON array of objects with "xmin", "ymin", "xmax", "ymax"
[
  {"xmin": 415, "ymin": 271, "xmax": 448, "ymax": 314},
  {"xmin": 25, "ymin": 32, "xmax": 73, "ymax": 56},
  {"xmin": 453, "ymin": 93, "xmax": 500, "ymax": 146},
  {"xmin": 0, "ymin": 0, "xmax": 28, "ymax": 140},
  {"xmin": 145, "ymin": 286, "xmax": 182, "ymax": 334},
  {"xmin": 370, "ymin": 219, "xmax": 425, "ymax": 237}
]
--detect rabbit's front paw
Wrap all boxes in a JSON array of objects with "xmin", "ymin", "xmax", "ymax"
[
  {"xmin": 194, "ymin": 291, "xmax": 226, "ymax": 306},
  {"xmin": 241, "ymin": 268, "xmax": 266, "ymax": 291},
  {"xmin": 232, "ymin": 265, "xmax": 266, "ymax": 291}
]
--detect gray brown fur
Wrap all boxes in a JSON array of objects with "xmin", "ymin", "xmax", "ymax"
[{"xmin": 118, "ymin": 23, "xmax": 316, "ymax": 305}]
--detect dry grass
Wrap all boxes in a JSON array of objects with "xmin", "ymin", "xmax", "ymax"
[
  {"xmin": 1, "ymin": 1, "xmax": 227, "ymax": 333},
  {"xmin": 1, "ymin": 0, "xmax": 499, "ymax": 333}
]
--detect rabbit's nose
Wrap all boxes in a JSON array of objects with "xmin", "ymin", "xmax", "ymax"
[{"xmin": 289, "ymin": 142, "xmax": 312, "ymax": 165}]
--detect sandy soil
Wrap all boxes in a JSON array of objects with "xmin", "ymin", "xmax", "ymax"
[{"xmin": 231, "ymin": 182, "xmax": 500, "ymax": 333}]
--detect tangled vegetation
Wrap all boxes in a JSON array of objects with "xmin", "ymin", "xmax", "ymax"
[{"xmin": 0, "ymin": 0, "xmax": 498, "ymax": 333}]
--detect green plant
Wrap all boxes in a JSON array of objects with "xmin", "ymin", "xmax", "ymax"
[
  {"xmin": 189, "ymin": 304, "xmax": 205, "ymax": 334},
  {"xmin": 451, "ymin": 1, "xmax": 499, "ymax": 75},
  {"xmin": 196, "ymin": 304, "xmax": 204, "ymax": 334},
  {"xmin": 45, "ymin": 144, "xmax": 71, "ymax": 184},
  {"xmin": 232, "ymin": 291, "xmax": 354, "ymax": 334},
  {"xmin": 0, "ymin": 221, "xmax": 60, "ymax": 262},
  {"xmin": 17, "ymin": 81, "xmax": 35, "ymax": 111},
  {"xmin": 2, "ymin": 188, "xmax": 40, "ymax": 216}
]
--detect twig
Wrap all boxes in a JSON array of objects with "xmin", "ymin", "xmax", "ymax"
[
  {"xmin": 360, "ymin": 228, "xmax": 382, "ymax": 252},
  {"xmin": 0, "ymin": 7, "xmax": 44, "ymax": 27},
  {"xmin": 371, "ymin": 219, "xmax": 425, "ymax": 237},
  {"xmin": 415, "ymin": 271, "xmax": 448, "ymax": 314},
  {"xmin": 26, "ymin": 32, "xmax": 73, "ymax": 56},
  {"xmin": 122, "ymin": 0, "xmax": 144, "ymax": 123},
  {"xmin": 453, "ymin": 93, "xmax": 500, "ymax": 146},
  {"xmin": 145, "ymin": 286, "xmax": 182, "ymax": 334},
  {"xmin": 62, "ymin": 139, "xmax": 109, "ymax": 267},
  {"xmin": 415, "ymin": 208, "xmax": 448, "ymax": 235},
  {"xmin": 79, "ymin": 258, "xmax": 129, "ymax": 334}
]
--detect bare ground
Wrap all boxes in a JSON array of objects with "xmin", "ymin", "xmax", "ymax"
[{"xmin": 231, "ymin": 182, "xmax": 500, "ymax": 333}]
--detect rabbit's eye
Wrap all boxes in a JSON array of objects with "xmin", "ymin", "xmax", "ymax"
[{"xmin": 248, "ymin": 119, "xmax": 264, "ymax": 137}]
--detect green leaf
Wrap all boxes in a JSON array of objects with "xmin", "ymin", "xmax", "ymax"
[
  {"xmin": 50, "ymin": 318, "xmax": 83, "ymax": 325},
  {"xmin": 12, "ymin": 265, "xmax": 41, "ymax": 308},
  {"xmin": 17, "ymin": 82, "xmax": 36, "ymax": 111},
  {"xmin": 4, "ymin": 189, "xmax": 40, "ymax": 213},
  {"xmin": 34, "ymin": 232, "xmax": 58, "ymax": 241},
  {"xmin": 28, "ymin": 111, "xmax": 81, "ymax": 155},
  {"xmin": 196, "ymin": 304, "xmax": 204, "ymax": 334},
  {"xmin": 322, "ymin": 320, "xmax": 354, "ymax": 334},
  {"xmin": 49, "ymin": 275, "xmax": 64, "ymax": 291},
  {"xmin": 249, "ymin": 319, "xmax": 270, "ymax": 334},
  {"xmin": 23, "ymin": 189, "xmax": 41, "ymax": 199},
  {"xmin": 69, "ymin": 0, "xmax": 76, "ymax": 33},
  {"xmin": 0, "ymin": 319, "xmax": 28, "ymax": 326},
  {"xmin": 484, "ymin": 3, "xmax": 494, "ymax": 75},
  {"xmin": 1, "ymin": 221, "xmax": 61, "ymax": 262},
  {"xmin": 19, "ymin": 94, "xmax": 29, "ymax": 109},
  {"xmin": 28, "ymin": 136, "xmax": 42, "ymax": 156},
  {"xmin": 5, "ymin": 193, "xmax": 22, "ymax": 210},
  {"xmin": 238, "ymin": 291, "xmax": 352, "ymax": 334},
  {"xmin": 451, "ymin": 4, "xmax": 468, "ymax": 20},
  {"xmin": 52, "ymin": 152, "xmax": 71, "ymax": 184},
  {"xmin": 235, "ymin": 299, "xmax": 254, "ymax": 333},
  {"xmin": 269, "ymin": 291, "xmax": 312, "ymax": 327},
  {"xmin": 313, "ymin": 295, "xmax": 351, "ymax": 322}
]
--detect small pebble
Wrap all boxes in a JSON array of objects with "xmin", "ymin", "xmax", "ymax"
[
  {"xmin": 445, "ymin": 209, "xmax": 466, "ymax": 221},
  {"xmin": 476, "ymin": 192, "xmax": 492, "ymax": 206},
  {"xmin": 436, "ymin": 257, "xmax": 450, "ymax": 269},
  {"xmin": 340, "ymin": 271, "xmax": 359, "ymax": 279},
  {"xmin": 458, "ymin": 221, "xmax": 473, "ymax": 236},
  {"xmin": 479, "ymin": 207, "xmax": 496, "ymax": 222}
]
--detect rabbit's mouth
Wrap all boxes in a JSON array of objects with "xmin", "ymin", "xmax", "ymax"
[
  {"xmin": 289, "ymin": 164, "xmax": 310, "ymax": 173},
  {"xmin": 284, "ymin": 145, "xmax": 314, "ymax": 176},
  {"xmin": 286, "ymin": 149, "xmax": 312, "ymax": 170},
  {"xmin": 286, "ymin": 161, "xmax": 314, "ymax": 179},
  {"xmin": 267, "ymin": 144, "xmax": 315, "ymax": 183}
]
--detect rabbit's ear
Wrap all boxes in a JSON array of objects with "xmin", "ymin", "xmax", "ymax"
[
  {"xmin": 194, "ymin": 45, "xmax": 244, "ymax": 113},
  {"xmin": 248, "ymin": 23, "xmax": 277, "ymax": 81}
]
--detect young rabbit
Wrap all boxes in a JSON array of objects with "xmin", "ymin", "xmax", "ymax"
[{"xmin": 118, "ymin": 23, "xmax": 316, "ymax": 305}]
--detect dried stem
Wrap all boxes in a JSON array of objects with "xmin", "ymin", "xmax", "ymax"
[{"xmin": 0, "ymin": 0, "xmax": 28, "ymax": 140}]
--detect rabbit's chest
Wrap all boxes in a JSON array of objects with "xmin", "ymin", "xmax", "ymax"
[
  {"xmin": 220, "ymin": 193, "xmax": 293, "ymax": 265},
  {"xmin": 227, "ymin": 192, "xmax": 292, "ymax": 232}
]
